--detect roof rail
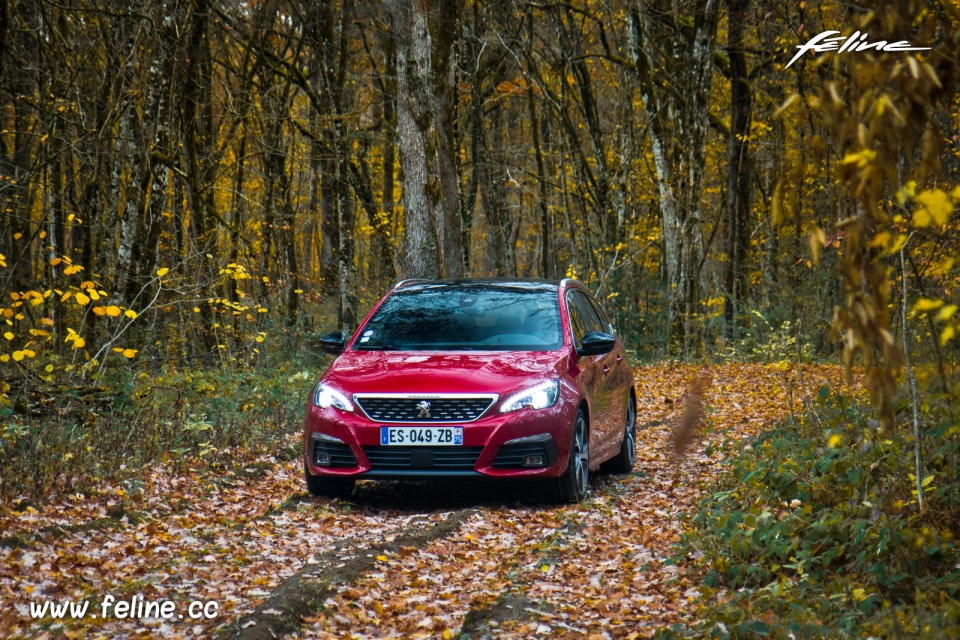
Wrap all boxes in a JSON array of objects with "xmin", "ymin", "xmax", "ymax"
[{"xmin": 393, "ymin": 278, "xmax": 430, "ymax": 289}]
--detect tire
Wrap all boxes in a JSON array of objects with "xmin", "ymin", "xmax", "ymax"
[
  {"xmin": 548, "ymin": 409, "xmax": 589, "ymax": 503},
  {"xmin": 607, "ymin": 394, "xmax": 637, "ymax": 474},
  {"xmin": 304, "ymin": 459, "xmax": 355, "ymax": 499}
]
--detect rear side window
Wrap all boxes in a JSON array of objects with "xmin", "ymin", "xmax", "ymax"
[
  {"xmin": 585, "ymin": 296, "xmax": 614, "ymax": 335},
  {"xmin": 355, "ymin": 285, "xmax": 563, "ymax": 351},
  {"xmin": 566, "ymin": 290, "xmax": 605, "ymax": 347}
]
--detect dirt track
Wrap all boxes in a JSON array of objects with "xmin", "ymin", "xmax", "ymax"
[{"xmin": 1, "ymin": 364, "xmax": 851, "ymax": 639}]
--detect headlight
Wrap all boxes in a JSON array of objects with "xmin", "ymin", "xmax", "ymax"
[
  {"xmin": 313, "ymin": 383, "xmax": 354, "ymax": 411},
  {"xmin": 500, "ymin": 380, "xmax": 559, "ymax": 413}
]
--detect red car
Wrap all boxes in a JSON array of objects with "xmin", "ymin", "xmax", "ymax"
[{"xmin": 303, "ymin": 278, "xmax": 636, "ymax": 502}]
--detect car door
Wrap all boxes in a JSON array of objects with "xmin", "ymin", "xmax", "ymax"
[
  {"xmin": 583, "ymin": 294, "xmax": 630, "ymax": 454},
  {"xmin": 566, "ymin": 290, "xmax": 618, "ymax": 464}
]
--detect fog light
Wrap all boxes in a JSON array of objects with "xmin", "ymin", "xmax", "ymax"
[
  {"xmin": 522, "ymin": 454, "xmax": 546, "ymax": 467},
  {"xmin": 314, "ymin": 451, "xmax": 332, "ymax": 466}
]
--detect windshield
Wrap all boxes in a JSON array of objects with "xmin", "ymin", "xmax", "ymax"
[{"xmin": 354, "ymin": 285, "xmax": 563, "ymax": 351}]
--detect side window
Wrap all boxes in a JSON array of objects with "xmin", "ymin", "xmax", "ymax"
[
  {"xmin": 586, "ymin": 296, "xmax": 614, "ymax": 335},
  {"xmin": 573, "ymin": 291, "xmax": 604, "ymax": 334},
  {"xmin": 565, "ymin": 292, "xmax": 591, "ymax": 348}
]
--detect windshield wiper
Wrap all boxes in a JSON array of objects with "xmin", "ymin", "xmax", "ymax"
[{"xmin": 355, "ymin": 344, "xmax": 402, "ymax": 351}]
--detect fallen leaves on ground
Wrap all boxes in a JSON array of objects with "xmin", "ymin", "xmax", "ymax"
[{"xmin": 0, "ymin": 363, "xmax": 856, "ymax": 639}]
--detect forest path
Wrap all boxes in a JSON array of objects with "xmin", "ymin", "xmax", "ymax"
[{"xmin": 1, "ymin": 364, "xmax": 851, "ymax": 639}]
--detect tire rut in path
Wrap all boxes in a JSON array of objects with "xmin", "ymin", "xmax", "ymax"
[{"xmin": 220, "ymin": 508, "xmax": 478, "ymax": 640}]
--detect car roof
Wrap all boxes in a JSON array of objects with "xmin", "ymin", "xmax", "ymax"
[{"xmin": 392, "ymin": 277, "xmax": 584, "ymax": 293}]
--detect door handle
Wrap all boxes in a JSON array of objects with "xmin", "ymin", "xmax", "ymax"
[{"xmin": 603, "ymin": 365, "xmax": 611, "ymax": 374}]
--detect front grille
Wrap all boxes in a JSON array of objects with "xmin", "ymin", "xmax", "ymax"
[
  {"xmin": 361, "ymin": 446, "xmax": 484, "ymax": 471},
  {"xmin": 312, "ymin": 441, "xmax": 357, "ymax": 468},
  {"xmin": 354, "ymin": 395, "xmax": 496, "ymax": 423}
]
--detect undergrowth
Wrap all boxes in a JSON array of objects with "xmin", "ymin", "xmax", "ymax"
[
  {"xmin": 0, "ymin": 349, "xmax": 326, "ymax": 501},
  {"xmin": 668, "ymin": 380, "xmax": 960, "ymax": 639}
]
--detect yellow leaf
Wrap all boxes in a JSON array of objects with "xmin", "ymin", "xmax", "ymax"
[
  {"xmin": 75, "ymin": 292, "xmax": 90, "ymax": 306},
  {"xmin": 41, "ymin": 317, "xmax": 54, "ymax": 326},
  {"xmin": 63, "ymin": 265, "xmax": 83, "ymax": 275},
  {"xmin": 156, "ymin": 267, "xmax": 170, "ymax": 277},
  {"xmin": 45, "ymin": 364, "xmax": 54, "ymax": 373},
  {"xmin": 0, "ymin": 355, "xmax": 8, "ymax": 363},
  {"xmin": 827, "ymin": 434, "xmax": 842, "ymax": 448},
  {"xmin": 913, "ymin": 298, "xmax": 944, "ymax": 313},
  {"xmin": 105, "ymin": 306, "xmax": 122, "ymax": 317},
  {"xmin": 942, "ymin": 325, "xmax": 956, "ymax": 346},
  {"xmin": 921, "ymin": 474, "xmax": 935, "ymax": 487},
  {"xmin": 888, "ymin": 233, "xmax": 908, "ymax": 254},
  {"xmin": 92, "ymin": 306, "xmax": 107, "ymax": 316},
  {"xmin": 3, "ymin": 332, "xmax": 11, "ymax": 341},
  {"xmin": 839, "ymin": 149, "xmax": 876, "ymax": 168},
  {"xmin": 72, "ymin": 338, "xmax": 85, "ymax": 350},
  {"xmin": 868, "ymin": 231, "xmax": 891, "ymax": 249},
  {"xmin": 122, "ymin": 349, "xmax": 137, "ymax": 359},
  {"xmin": 124, "ymin": 310, "xmax": 137, "ymax": 319},
  {"xmin": 376, "ymin": 555, "xmax": 388, "ymax": 562},
  {"xmin": 12, "ymin": 350, "xmax": 24, "ymax": 361},
  {"xmin": 935, "ymin": 305, "xmax": 957, "ymax": 322},
  {"xmin": 914, "ymin": 189, "xmax": 952, "ymax": 228}
]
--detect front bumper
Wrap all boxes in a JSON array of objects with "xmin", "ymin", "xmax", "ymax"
[{"xmin": 303, "ymin": 392, "xmax": 576, "ymax": 479}]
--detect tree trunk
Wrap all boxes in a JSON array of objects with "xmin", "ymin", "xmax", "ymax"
[
  {"xmin": 393, "ymin": 0, "xmax": 463, "ymax": 279},
  {"xmin": 628, "ymin": 0, "xmax": 719, "ymax": 354},
  {"xmin": 722, "ymin": 0, "xmax": 753, "ymax": 341}
]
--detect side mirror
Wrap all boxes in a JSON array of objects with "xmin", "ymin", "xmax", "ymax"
[
  {"xmin": 577, "ymin": 331, "xmax": 616, "ymax": 357},
  {"xmin": 317, "ymin": 331, "xmax": 347, "ymax": 356}
]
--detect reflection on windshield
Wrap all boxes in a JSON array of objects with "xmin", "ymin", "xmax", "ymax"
[{"xmin": 355, "ymin": 286, "xmax": 562, "ymax": 352}]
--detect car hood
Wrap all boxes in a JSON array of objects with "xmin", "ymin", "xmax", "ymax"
[{"xmin": 323, "ymin": 350, "xmax": 569, "ymax": 396}]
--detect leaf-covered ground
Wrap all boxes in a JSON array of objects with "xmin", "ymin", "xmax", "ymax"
[{"xmin": 1, "ymin": 364, "xmax": 855, "ymax": 639}]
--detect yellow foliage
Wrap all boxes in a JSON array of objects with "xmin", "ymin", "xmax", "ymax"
[
  {"xmin": 156, "ymin": 267, "xmax": 170, "ymax": 277},
  {"xmin": 913, "ymin": 298, "xmax": 943, "ymax": 312},
  {"xmin": 942, "ymin": 325, "xmax": 956, "ymax": 346},
  {"xmin": 75, "ymin": 292, "xmax": 90, "ymax": 306},
  {"xmin": 913, "ymin": 189, "xmax": 952, "ymax": 228}
]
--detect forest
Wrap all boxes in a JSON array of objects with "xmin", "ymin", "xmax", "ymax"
[{"xmin": 2, "ymin": 0, "xmax": 960, "ymax": 637}]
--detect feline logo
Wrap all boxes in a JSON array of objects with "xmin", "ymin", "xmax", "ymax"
[{"xmin": 786, "ymin": 30, "xmax": 931, "ymax": 69}]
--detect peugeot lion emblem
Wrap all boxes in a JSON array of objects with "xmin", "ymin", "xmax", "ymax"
[{"xmin": 416, "ymin": 400, "xmax": 431, "ymax": 419}]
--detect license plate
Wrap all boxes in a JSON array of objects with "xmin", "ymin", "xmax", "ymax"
[{"xmin": 380, "ymin": 426, "xmax": 463, "ymax": 446}]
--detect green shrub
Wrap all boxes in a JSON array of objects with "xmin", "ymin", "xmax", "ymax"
[
  {"xmin": 0, "ymin": 354, "xmax": 320, "ymax": 500},
  {"xmin": 671, "ymin": 384, "xmax": 960, "ymax": 639}
]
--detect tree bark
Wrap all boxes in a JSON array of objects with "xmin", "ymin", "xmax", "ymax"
[
  {"xmin": 722, "ymin": 0, "xmax": 753, "ymax": 341},
  {"xmin": 393, "ymin": 0, "xmax": 463, "ymax": 279}
]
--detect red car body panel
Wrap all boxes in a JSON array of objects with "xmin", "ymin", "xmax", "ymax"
[{"xmin": 303, "ymin": 279, "xmax": 634, "ymax": 484}]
